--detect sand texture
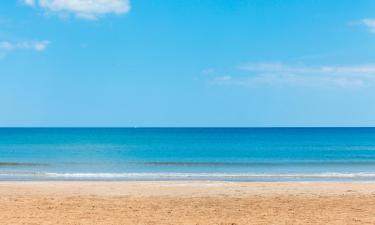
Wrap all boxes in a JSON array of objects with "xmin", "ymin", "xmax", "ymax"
[{"xmin": 0, "ymin": 181, "xmax": 375, "ymax": 224}]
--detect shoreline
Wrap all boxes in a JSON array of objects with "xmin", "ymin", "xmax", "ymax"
[
  {"xmin": 1, "ymin": 181, "xmax": 375, "ymax": 224},
  {"xmin": 3, "ymin": 170, "xmax": 375, "ymax": 182}
]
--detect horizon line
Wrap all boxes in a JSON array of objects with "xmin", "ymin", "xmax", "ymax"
[{"xmin": 1, "ymin": 126, "xmax": 375, "ymax": 129}]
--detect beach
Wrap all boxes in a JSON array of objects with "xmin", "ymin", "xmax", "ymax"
[
  {"xmin": 0, "ymin": 181, "xmax": 375, "ymax": 225},
  {"xmin": 2, "ymin": 129, "xmax": 375, "ymax": 224}
]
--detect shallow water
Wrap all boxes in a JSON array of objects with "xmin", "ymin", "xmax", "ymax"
[{"xmin": 1, "ymin": 128, "xmax": 375, "ymax": 181}]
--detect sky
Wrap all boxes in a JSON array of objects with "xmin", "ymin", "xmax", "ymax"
[{"xmin": 1, "ymin": 0, "xmax": 375, "ymax": 127}]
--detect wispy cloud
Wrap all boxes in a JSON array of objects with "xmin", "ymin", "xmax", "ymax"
[
  {"xmin": 21, "ymin": 0, "xmax": 35, "ymax": 6},
  {"xmin": 22, "ymin": 0, "xmax": 131, "ymax": 20},
  {"xmin": 239, "ymin": 62, "xmax": 375, "ymax": 75},
  {"xmin": 201, "ymin": 68, "xmax": 216, "ymax": 75},
  {"xmin": 211, "ymin": 62, "xmax": 375, "ymax": 88},
  {"xmin": 213, "ymin": 75, "xmax": 232, "ymax": 82},
  {"xmin": 357, "ymin": 19, "xmax": 375, "ymax": 33},
  {"xmin": 0, "ymin": 40, "xmax": 50, "ymax": 51}
]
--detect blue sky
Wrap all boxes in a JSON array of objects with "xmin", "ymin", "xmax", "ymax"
[{"xmin": 1, "ymin": 0, "xmax": 375, "ymax": 127}]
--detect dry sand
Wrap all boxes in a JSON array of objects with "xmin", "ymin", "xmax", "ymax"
[{"xmin": 0, "ymin": 181, "xmax": 375, "ymax": 224}]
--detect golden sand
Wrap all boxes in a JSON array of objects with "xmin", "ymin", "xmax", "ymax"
[{"xmin": 0, "ymin": 181, "xmax": 375, "ymax": 224}]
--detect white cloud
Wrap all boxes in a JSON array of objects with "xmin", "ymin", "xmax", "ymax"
[
  {"xmin": 211, "ymin": 62, "xmax": 375, "ymax": 88},
  {"xmin": 359, "ymin": 19, "xmax": 375, "ymax": 33},
  {"xmin": 22, "ymin": 0, "xmax": 35, "ymax": 6},
  {"xmin": 23, "ymin": 0, "xmax": 131, "ymax": 20},
  {"xmin": 239, "ymin": 62, "xmax": 375, "ymax": 75},
  {"xmin": 0, "ymin": 40, "xmax": 50, "ymax": 51},
  {"xmin": 239, "ymin": 62, "xmax": 315, "ymax": 74}
]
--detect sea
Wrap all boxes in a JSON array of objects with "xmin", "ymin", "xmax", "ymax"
[{"xmin": 1, "ymin": 128, "xmax": 375, "ymax": 181}]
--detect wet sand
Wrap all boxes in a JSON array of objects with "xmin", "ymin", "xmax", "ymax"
[{"xmin": 0, "ymin": 181, "xmax": 375, "ymax": 224}]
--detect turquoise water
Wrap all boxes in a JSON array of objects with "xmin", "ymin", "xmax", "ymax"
[{"xmin": 1, "ymin": 128, "xmax": 375, "ymax": 181}]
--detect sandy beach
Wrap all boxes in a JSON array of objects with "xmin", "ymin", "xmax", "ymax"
[{"xmin": 0, "ymin": 181, "xmax": 374, "ymax": 225}]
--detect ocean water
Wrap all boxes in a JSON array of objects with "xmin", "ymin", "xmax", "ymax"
[{"xmin": 1, "ymin": 128, "xmax": 375, "ymax": 181}]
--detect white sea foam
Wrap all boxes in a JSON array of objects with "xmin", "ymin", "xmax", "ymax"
[{"xmin": 43, "ymin": 172, "xmax": 375, "ymax": 178}]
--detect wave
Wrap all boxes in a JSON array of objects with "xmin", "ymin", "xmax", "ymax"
[{"xmin": 41, "ymin": 172, "xmax": 375, "ymax": 178}]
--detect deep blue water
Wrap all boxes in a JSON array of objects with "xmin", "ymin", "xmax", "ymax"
[{"xmin": 1, "ymin": 128, "xmax": 375, "ymax": 181}]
